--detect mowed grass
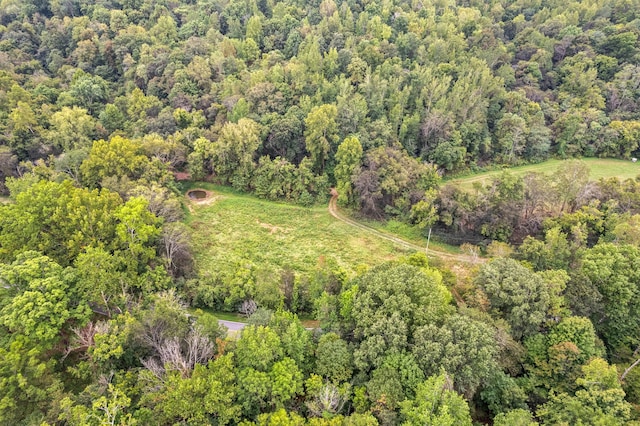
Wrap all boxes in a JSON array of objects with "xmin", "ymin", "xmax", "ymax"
[
  {"xmin": 185, "ymin": 184, "xmax": 414, "ymax": 279},
  {"xmin": 448, "ymin": 158, "xmax": 640, "ymax": 191}
]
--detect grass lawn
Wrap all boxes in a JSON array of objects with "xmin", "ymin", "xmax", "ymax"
[
  {"xmin": 185, "ymin": 183, "xmax": 414, "ymax": 281},
  {"xmin": 448, "ymin": 158, "xmax": 640, "ymax": 191}
]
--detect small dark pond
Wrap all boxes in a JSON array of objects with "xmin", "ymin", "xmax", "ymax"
[{"xmin": 187, "ymin": 190, "xmax": 207, "ymax": 199}]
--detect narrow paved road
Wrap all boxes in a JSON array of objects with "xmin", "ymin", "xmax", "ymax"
[
  {"xmin": 218, "ymin": 320, "xmax": 247, "ymax": 332},
  {"xmin": 218, "ymin": 320, "xmax": 316, "ymax": 332},
  {"xmin": 328, "ymin": 192, "xmax": 479, "ymax": 264}
]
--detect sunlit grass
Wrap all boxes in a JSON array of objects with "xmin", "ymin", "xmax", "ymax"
[
  {"xmin": 448, "ymin": 158, "xmax": 640, "ymax": 191},
  {"xmin": 184, "ymin": 183, "xmax": 415, "ymax": 280}
]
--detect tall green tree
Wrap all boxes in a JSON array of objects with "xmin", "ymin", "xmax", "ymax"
[
  {"xmin": 211, "ymin": 118, "xmax": 261, "ymax": 190},
  {"xmin": 399, "ymin": 373, "xmax": 472, "ymax": 426},
  {"xmin": 304, "ymin": 104, "xmax": 339, "ymax": 174},
  {"xmin": 0, "ymin": 179, "xmax": 122, "ymax": 265},
  {"xmin": 80, "ymin": 136, "xmax": 150, "ymax": 188},
  {"xmin": 47, "ymin": 106, "xmax": 97, "ymax": 151},
  {"xmin": 334, "ymin": 136, "xmax": 363, "ymax": 206},
  {"xmin": 475, "ymin": 258, "xmax": 551, "ymax": 340},
  {"xmin": 348, "ymin": 263, "xmax": 453, "ymax": 371},
  {"xmin": 412, "ymin": 314, "xmax": 497, "ymax": 398},
  {"xmin": 537, "ymin": 358, "xmax": 632, "ymax": 425}
]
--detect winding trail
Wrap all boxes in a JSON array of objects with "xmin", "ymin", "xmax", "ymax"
[{"xmin": 328, "ymin": 191, "xmax": 480, "ymax": 264}]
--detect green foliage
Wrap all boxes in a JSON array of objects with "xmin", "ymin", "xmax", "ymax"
[
  {"xmin": 0, "ymin": 179, "xmax": 122, "ymax": 265},
  {"xmin": 0, "ymin": 251, "xmax": 89, "ymax": 345},
  {"xmin": 80, "ymin": 136, "xmax": 150, "ymax": 188},
  {"xmin": 60, "ymin": 383, "xmax": 137, "ymax": 426},
  {"xmin": 304, "ymin": 104, "xmax": 339, "ymax": 174},
  {"xmin": 354, "ymin": 146, "xmax": 440, "ymax": 219},
  {"xmin": 475, "ymin": 258, "xmax": 550, "ymax": 339},
  {"xmin": 234, "ymin": 326, "xmax": 304, "ymax": 416},
  {"xmin": 114, "ymin": 196, "xmax": 162, "ymax": 271},
  {"xmin": 399, "ymin": 373, "xmax": 472, "ymax": 426},
  {"xmin": 268, "ymin": 311, "xmax": 314, "ymax": 373},
  {"xmin": 235, "ymin": 326, "xmax": 284, "ymax": 372},
  {"xmin": 251, "ymin": 156, "xmax": 329, "ymax": 205},
  {"xmin": 412, "ymin": 314, "xmax": 497, "ymax": 398},
  {"xmin": 517, "ymin": 227, "xmax": 575, "ymax": 272},
  {"xmin": 548, "ymin": 317, "xmax": 601, "ymax": 364},
  {"xmin": 480, "ymin": 371, "xmax": 528, "ymax": 417},
  {"xmin": 2, "ymin": 0, "xmax": 640, "ymax": 424},
  {"xmin": 0, "ymin": 252, "xmax": 92, "ymax": 423},
  {"xmin": 315, "ymin": 333, "xmax": 353, "ymax": 384},
  {"xmin": 47, "ymin": 106, "xmax": 97, "ymax": 151},
  {"xmin": 140, "ymin": 354, "xmax": 240, "ymax": 425},
  {"xmin": 366, "ymin": 352, "xmax": 425, "ymax": 415},
  {"xmin": 0, "ymin": 336, "xmax": 64, "ymax": 425},
  {"xmin": 575, "ymin": 243, "xmax": 640, "ymax": 355},
  {"xmin": 349, "ymin": 263, "xmax": 453, "ymax": 371},
  {"xmin": 537, "ymin": 358, "xmax": 632, "ymax": 425},
  {"xmin": 410, "ymin": 189, "xmax": 439, "ymax": 231},
  {"xmin": 212, "ymin": 118, "xmax": 261, "ymax": 190},
  {"xmin": 524, "ymin": 316, "xmax": 603, "ymax": 398},
  {"xmin": 335, "ymin": 136, "xmax": 363, "ymax": 206},
  {"xmin": 494, "ymin": 409, "xmax": 538, "ymax": 426}
]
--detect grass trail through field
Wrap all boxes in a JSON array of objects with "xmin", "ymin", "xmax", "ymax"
[
  {"xmin": 328, "ymin": 192, "xmax": 478, "ymax": 264},
  {"xmin": 186, "ymin": 183, "xmax": 479, "ymax": 285},
  {"xmin": 187, "ymin": 184, "xmax": 411, "ymax": 278}
]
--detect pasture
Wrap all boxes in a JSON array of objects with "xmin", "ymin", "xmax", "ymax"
[
  {"xmin": 448, "ymin": 158, "xmax": 640, "ymax": 191},
  {"xmin": 185, "ymin": 184, "xmax": 418, "ymax": 280}
]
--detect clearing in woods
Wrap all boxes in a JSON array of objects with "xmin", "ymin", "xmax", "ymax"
[
  {"xmin": 186, "ymin": 183, "xmax": 412, "ymax": 279},
  {"xmin": 448, "ymin": 158, "xmax": 640, "ymax": 191},
  {"xmin": 185, "ymin": 184, "xmax": 467, "ymax": 282}
]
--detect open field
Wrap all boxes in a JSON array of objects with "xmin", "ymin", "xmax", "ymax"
[
  {"xmin": 185, "ymin": 183, "xmax": 416, "ymax": 280},
  {"xmin": 448, "ymin": 158, "xmax": 640, "ymax": 191}
]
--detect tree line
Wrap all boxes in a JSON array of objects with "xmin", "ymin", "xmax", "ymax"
[{"xmin": 1, "ymin": 0, "xmax": 640, "ymax": 423}]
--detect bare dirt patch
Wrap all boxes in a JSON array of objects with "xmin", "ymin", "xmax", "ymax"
[
  {"xmin": 256, "ymin": 219, "xmax": 289, "ymax": 234},
  {"xmin": 186, "ymin": 189, "xmax": 221, "ymax": 213},
  {"xmin": 174, "ymin": 171, "xmax": 191, "ymax": 181},
  {"xmin": 187, "ymin": 189, "xmax": 219, "ymax": 204}
]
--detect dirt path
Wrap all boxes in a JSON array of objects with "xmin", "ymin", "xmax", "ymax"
[{"xmin": 328, "ymin": 192, "xmax": 480, "ymax": 264}]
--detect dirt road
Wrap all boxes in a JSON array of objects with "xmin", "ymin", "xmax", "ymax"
[{"xmin": 328, "ymin": 192, "xmax": 480, "ymax": 264}]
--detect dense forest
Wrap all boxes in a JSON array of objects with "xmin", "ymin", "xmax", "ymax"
[{"xmin": 2, "ymin": 0, "xmax": 640, "ymax": 424}]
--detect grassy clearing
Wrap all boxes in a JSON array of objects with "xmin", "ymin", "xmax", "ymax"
[
  {"xmin": 0, "ymin": 196, "xmax": 10, "ymax": 204},
  {"xmin": 448, "ymin": 158, "xmax": 640, "ymax": 191},
  {"xmin": 185, "ymin": 183, "xmax": 414, "ymax": 281}
]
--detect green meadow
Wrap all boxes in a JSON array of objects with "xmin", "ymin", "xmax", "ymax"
[
  {"xmin": 448, "ymin": 158, "xmax": 640, "ymax": 191},
  {"xmin": 185, "ymin": 184, "xmax": 416, "ymax": 279}
]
